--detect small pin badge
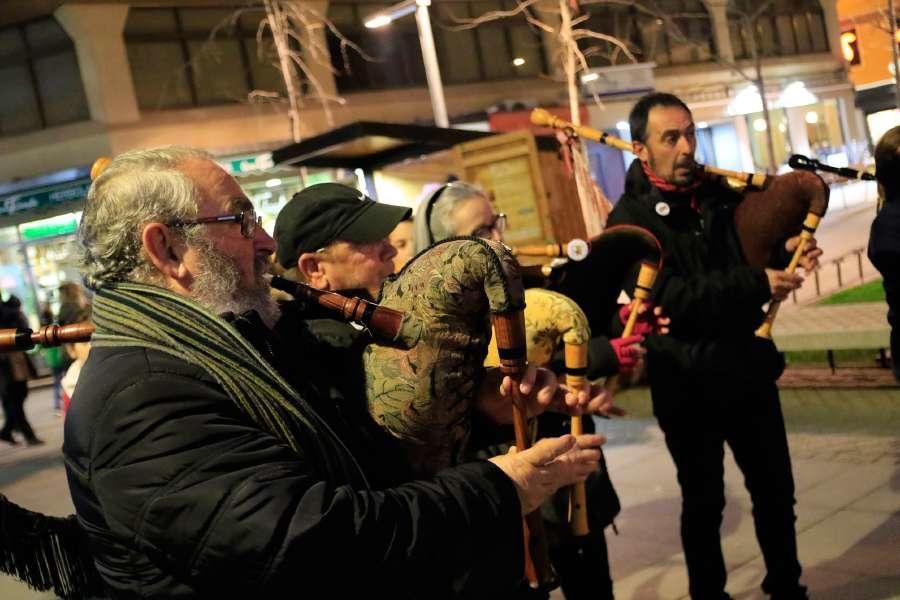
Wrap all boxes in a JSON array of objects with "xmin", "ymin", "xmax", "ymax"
[{"xmin": 655, "ymin": 202, "xmax": 671, "ymax": 216}]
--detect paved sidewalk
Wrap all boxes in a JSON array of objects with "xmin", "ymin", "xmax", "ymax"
[
  {"xmin": 567, "ymin": 390, "xmax": 900, "ymax": 600},
  {"xmin": 773, "ymin": 302, "xmax": 890, "ymax": 351}
]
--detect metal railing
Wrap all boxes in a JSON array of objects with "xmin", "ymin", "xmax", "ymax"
[{"xmin": 792, "ymin": 246, "xmax": 870, "ymax": 304}]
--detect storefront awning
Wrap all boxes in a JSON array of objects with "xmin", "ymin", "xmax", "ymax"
[
  {"xmin": 855, "ymin": 83, "xmax": 898, "ymax": 115},
  {"xmin": 271, "ymin": 121, "xmax": 499, "ymax": 170}
]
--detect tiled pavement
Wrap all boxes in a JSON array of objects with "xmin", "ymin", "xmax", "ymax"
[
  {"xmin": 570, "ymin": 390, "xmax": 900, "ymax": 600},
  {"xmin": 773, "ymin": 302, "xmax": 890, "ymax": 351}
]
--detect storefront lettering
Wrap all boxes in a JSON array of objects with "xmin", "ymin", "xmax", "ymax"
[
  {"xmin": 0, "ymin": 180, "xmax": 90, "ymax": 217},
  {"xmin": 0, "ymin": 195, "xmax": 40, "ymax": 216}
]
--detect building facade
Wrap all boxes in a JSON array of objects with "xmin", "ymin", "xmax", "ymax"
[{"xmin": 837, "ymin": 0, "xmax": 900, "ymax": 143}]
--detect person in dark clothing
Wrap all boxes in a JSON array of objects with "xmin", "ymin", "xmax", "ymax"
[
  {"xmin": 868, "ymin": 125, "xmax": 900, "ymax": 380},
  {"xmin": 606, "ymin": 93, "xmax": 821, "ymax": 600},
  {"xmin": 0, "ymin": 295, "xmax": 42, "ymax": 445},
  {"xmin": 65, "ymin": 146, "xmax": 605, "ymax": 599},
  {"xmin": 273, "ymin": 183, "xmax": 418, "ymax": 487}
]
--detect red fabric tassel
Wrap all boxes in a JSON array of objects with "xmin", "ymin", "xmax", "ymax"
[{"xmin": 556, "ymin": 130, "xmax": 575, "ymax": 177}]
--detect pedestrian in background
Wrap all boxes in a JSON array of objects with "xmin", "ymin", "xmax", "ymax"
[
  {"xmin": 0, "ymin": 295, "xmax": 42, "ymax": 445},
  {"xmin": 868, "ymin": 125, "xmax": 900, "ymax": 380}
]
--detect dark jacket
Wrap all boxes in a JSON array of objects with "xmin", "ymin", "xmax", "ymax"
[
  {"xmin": 64, "ymin": 324, "xmax": 524, "ymax": 598},
  {"xmin": 271, "ymin": 303, "xmax": 416, "ymax": 488},
  {"xmin": 869, "ymin": 200, "xmax": 900, "ymax": 326},
  {"xmin": 0, "ymin": 299, "xmax": 34, "ymax": 388},
  {"xmin": 607, "ymin": 160, "xmax": 785, "ymax": 388}
]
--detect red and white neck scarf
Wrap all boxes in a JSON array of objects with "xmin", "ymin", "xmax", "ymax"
[{"xmin": 641, "ymin": 161, "xmax": 704, "ymax": 212}]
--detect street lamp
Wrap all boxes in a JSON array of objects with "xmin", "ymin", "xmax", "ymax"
[{"xmin": 364, "ymin": 0, "xmax": 449, "ymax": 128}]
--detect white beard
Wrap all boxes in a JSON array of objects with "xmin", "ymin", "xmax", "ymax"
[{"xmin": 191, "ymin": 239, "xmax": 281, "ymax": 329}]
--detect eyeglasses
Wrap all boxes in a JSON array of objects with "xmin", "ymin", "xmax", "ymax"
[
  {"xmin": 168, "ymin": 209, "xmax": 261, "ymax": 239},
  {"xmin": 469, "ymin": 212, "xmax": 507, "ymax": 239}
]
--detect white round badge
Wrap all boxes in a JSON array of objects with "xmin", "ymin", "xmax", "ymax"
[
  {"xmin": 566, "ymin": 238, "xmax": 590, "ymax": 262},
  {"xmin": 655, "ymin": 201, "xmax": 671, "ymax": 216}
]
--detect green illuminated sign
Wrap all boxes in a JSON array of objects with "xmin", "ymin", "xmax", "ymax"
[
  {"xmin": 218, "ymin": 153, "xmax": 275, "ymax": 175},
  {"xmin": 20, "ymin": 218, "xmax": 78, "ymax": 241}
]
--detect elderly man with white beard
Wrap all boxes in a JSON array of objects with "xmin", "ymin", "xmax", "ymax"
[{"xmin": 63, "ymin": 146, "xmax": 605, "ymax": 599}]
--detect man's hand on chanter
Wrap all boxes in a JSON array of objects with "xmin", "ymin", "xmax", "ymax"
[
  {"xmin": 489, "ymin": 433, "xmax": 605, "ymax": 515},
  {"xmin": 785, "ymin": 234, "xmax": 823, "ymax": 274},
  {"xmin": 765, "ymin": 269, "xmax": 804, "ymax": 302}
]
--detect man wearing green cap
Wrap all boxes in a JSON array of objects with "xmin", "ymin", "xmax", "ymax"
[{"xmin": 275, "ymin": 182, "xmax": 411, "ymax": 300}]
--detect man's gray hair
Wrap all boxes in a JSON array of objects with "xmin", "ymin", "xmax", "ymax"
[
  {"xmin": 413, "ymin": 181, "xmax": 488, "ymax": 254},
  {"xmin": 79, "ymin": 146, "xmax": 212, "ymax": 289}
]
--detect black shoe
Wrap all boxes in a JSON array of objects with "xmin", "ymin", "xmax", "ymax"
[
  {"xmin": 25, "ymin": 437, "xmax": 45, "ymax": 446},
  {"xmin": 0, "ymin": 431, "xmax": 18, "ymax": 445}
]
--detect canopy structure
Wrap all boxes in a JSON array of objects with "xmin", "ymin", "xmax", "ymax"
[{"xmin": 271, "ymin": 121, "xmax": 495, "ymax": 171}]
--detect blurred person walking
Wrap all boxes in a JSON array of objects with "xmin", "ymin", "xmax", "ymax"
[{"xmin": 0, "ymin": 295, "xmax": 42, "ymax": 445}]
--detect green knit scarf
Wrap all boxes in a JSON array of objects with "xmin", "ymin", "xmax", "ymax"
[{"xmin": 91, "ymin": 282, "xmax": 368, "ymax": 489}]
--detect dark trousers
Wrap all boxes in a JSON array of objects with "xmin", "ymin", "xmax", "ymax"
[
  {"xmin": 1, "ymin": 381, "xmax": 36, "ymax": 441},
  {"xmin": 549, "ymin": 529, "xmax": 614, "ymax": 600},
  {"xmin": 890, "ymin": 317, "xmax": 900, "ymax": 381},
  {"xmin": 653, "ymin": 379, "xmax": 805, "ymax": 600},
  {"xmin": 52, "ymin": 367, "xmax": 65, "ymax": 411}
]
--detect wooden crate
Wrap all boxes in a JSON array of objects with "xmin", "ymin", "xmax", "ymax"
[{"xmin": 454, "ymin": 130, "xmax": 586, "ymax": 251}]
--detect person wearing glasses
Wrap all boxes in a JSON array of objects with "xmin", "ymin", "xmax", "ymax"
[
  {"xmin": 413, "ymin": 181, "xmax": 506, "ymax": 253},
  {"xmin": 63, "ymin": 147, "xmax": 606, "ymax": 598},
  {"xmin": 271, "ymin": 183, "xmax": 613, "ymax": 487}
]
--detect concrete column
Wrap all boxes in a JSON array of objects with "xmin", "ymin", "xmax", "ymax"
[
  {"xmin": 732, "ymin": 114, "xmax": 757, "ymax": 172},
  {"xmin": 837, "ymin": 91, "xmax": 866, "ymax": 143},
  {"xmin": 786, "ymin": 105, "xmax": 813, "ymax": 158},
  {"xmin": 703, "ymin": 0, "xmax": 734, "ymax": 64},
  {"xmin": 818, "ymin": 0, "xmax": 845, "ymax": 64},
  {"xmin": 55, "ymin": 3, "xmax": 140, "ymax": 124},
  {"xmin": 292, "ymin": 0, "xmax": 337, "ymax": 99}
]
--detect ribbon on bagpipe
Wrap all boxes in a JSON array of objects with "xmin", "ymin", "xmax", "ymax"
[{"xmin": 555, "ymin": 128, "xmax": 613, "ymax": 235}]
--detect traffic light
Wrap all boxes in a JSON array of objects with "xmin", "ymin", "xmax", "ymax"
[{"xmin": 840, "ymin": 29, "xmax": 861, "ymax": 65}]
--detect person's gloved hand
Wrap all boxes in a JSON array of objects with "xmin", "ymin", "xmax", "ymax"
[
  {"xmin": 618, "ymin": 302, "xmax": 671, "ymax": 337},
  {"xmin": 610, "ymin": 334, "xmax": 645, "ymax": 374}
]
